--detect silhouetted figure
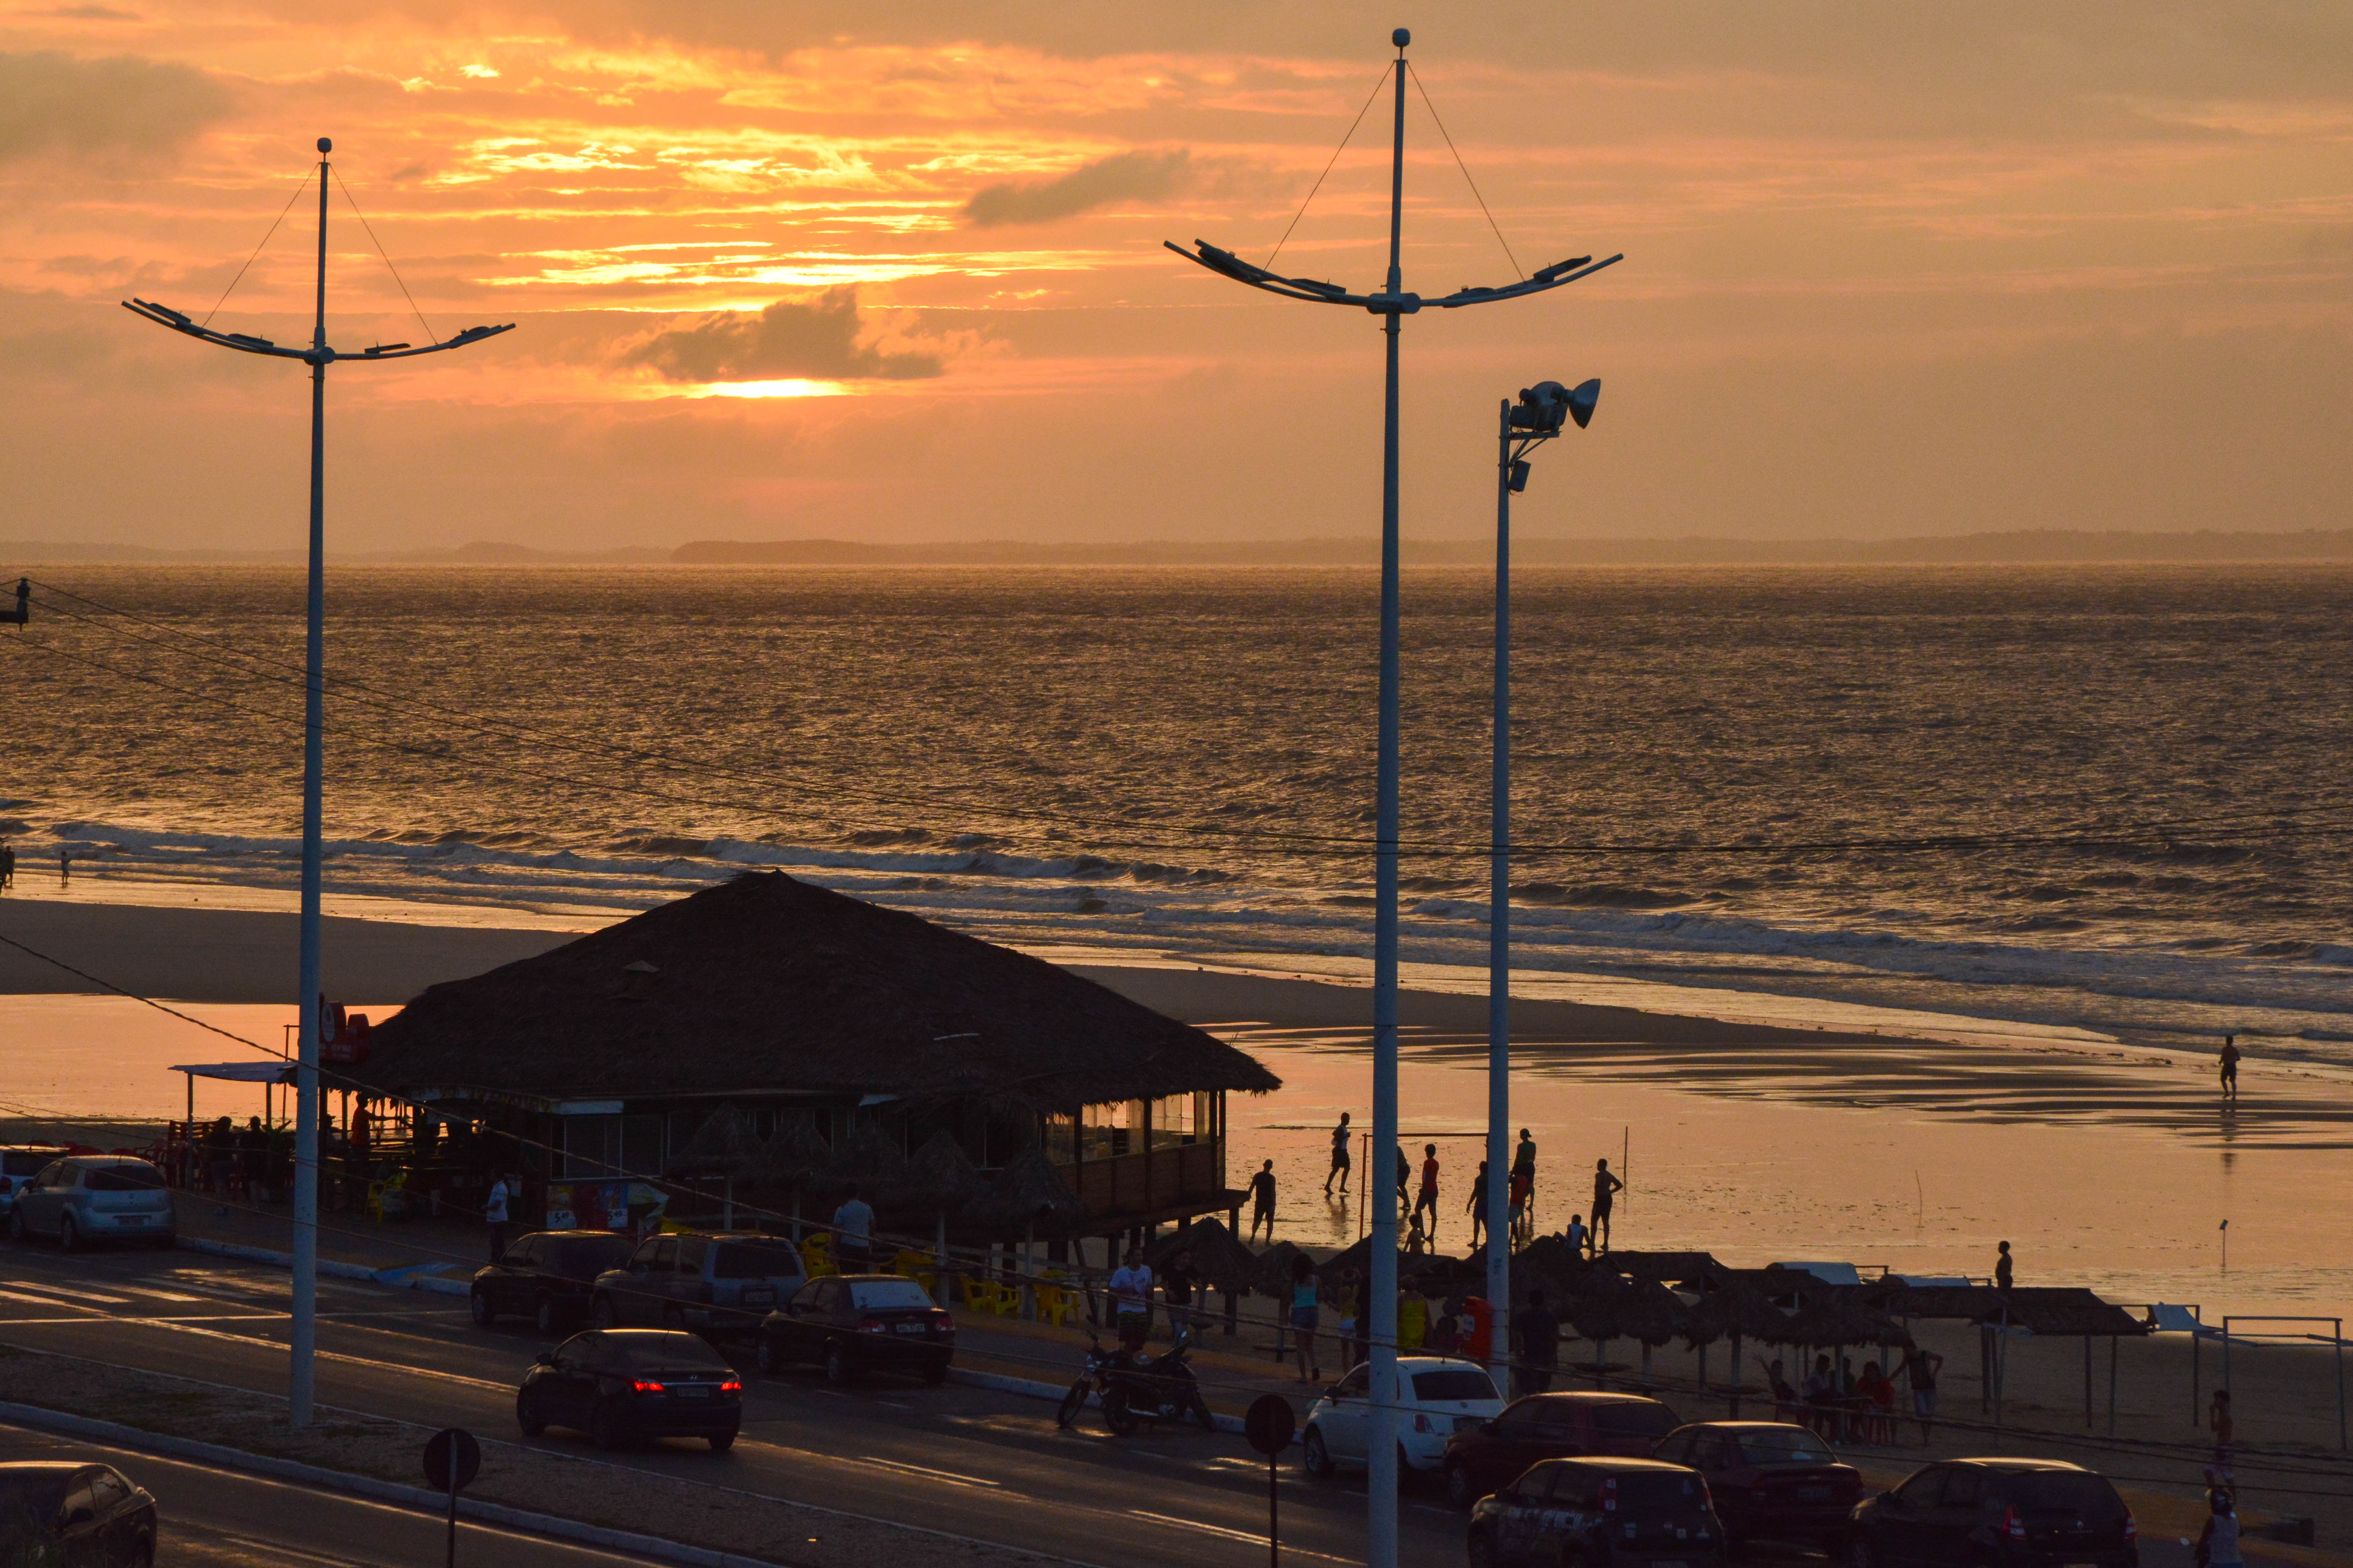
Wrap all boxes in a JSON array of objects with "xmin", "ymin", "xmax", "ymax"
[
  {"xmin": 1465, "ymin": 1158, "xmax": 1490, "ymax": 1250},
  {"xmin": 1510, "ymin": 1128, "xmax": 1537, "ymax": 1243},
  {"xmin": 57, "ymin": 848, "xmax": 69, "ymax": 882},
  {"xmin": 0, "ymin": 839, "xmax": 16, "ymax": 890},
  {"xmin": 1566, "ymin": 1212, "xmax": 1590, "ymax": 1258},
  {"xmin": 1248, "ymin": 1158, "xmax": 1277, "ymax": 1243},
  {"xmin": 1394, "ymin": 1145, "xmax": 1411, "ymax": 1217},
  {"xmin": 1323, "ymin": 1111, "xmax": 1351, "ymax": 1196},
  {"xmin": 1412, "ymin": 1143, "xmax": 1441, "ymax": 1239},
  {"xmin": 1288, "ymin": 1253, "xmax": 1321, "ymax": 1384},
  {"xmin": 1515, "ymin": 1288, "xmax": 1561, "ymax": 1396},
  {"xmin": 2219, "ymin": 1035, "xmax": 2241, "ymax": 1102},
  {"xmin": 1590, "ymin": 1157, "xmax": 1624, "ymax": 1252},
  {"xmin": 1994, "ymin": 1239, "xmax": 2014, "ymax": 1290}
]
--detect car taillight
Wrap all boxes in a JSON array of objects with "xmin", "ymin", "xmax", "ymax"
[
  {"xmin": 719, "ymin": 1380, "xmax": 742, "ymax": 1393},
  {"xmin": 1601, "ymin": 1478, "xmax": 1618, "ymax": 1513},
  {"xmin": 2123, "ymin": 1512, "xmax": 2137, "ymax": 1541},
  {"xmin": 861, "ymin": 1316, "xmax": 889, "ymax": 1334},
  {"xmin": 2001, "ymin": 1506, "xmax": 2027, "ymax": 1543},
  {"xmin": 935, "ymin": 1310, "xmax": 955, "ymax": 1335},
  {"xmin": 631, "ymin": 1380, "xmax": 666, "ymax": 1394}
]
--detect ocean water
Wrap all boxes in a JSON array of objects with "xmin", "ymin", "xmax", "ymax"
[{"xmin": 4, "ymin": 564, "xmax": 2350, "ymax": 1061}]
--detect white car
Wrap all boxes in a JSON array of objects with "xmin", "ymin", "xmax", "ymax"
[
  {"xmin": 6, "ymin": 1155, "xmax": 176, "ymax": 1251},
  {"xmin": 1301, "ymin": 1356, "xmax": 1505, "ymax": 1478}
]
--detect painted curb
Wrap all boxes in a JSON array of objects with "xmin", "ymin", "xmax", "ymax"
[
  {"xmin": 179, "ymin": 1235, "xmax": 471, "ymax": 1296},
  {"xmin": 0, "ymin": 1401, "xmax": 778, "ymax": 1567}
]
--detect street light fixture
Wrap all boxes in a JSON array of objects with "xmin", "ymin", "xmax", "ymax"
[
  {"xmin": 122, "ymin": 137, "xmax": 513, "ymax": 1427},
  {"xmin": 1484, "ymin": 375, "xmax": 1598, "ymax": 1394},
  {"xmin": 1168, "ymin": 31, "xmax": 1617, "ymax": 1568}
]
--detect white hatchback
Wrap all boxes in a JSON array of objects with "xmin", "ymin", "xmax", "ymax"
[
  {"xmin": 1301, "ymin": 1356, "xmax": 1505, "ymax": 1478},
  {"xmin": 6, "ymin": 1155, "xmax": 176, "ymax": 1251}
]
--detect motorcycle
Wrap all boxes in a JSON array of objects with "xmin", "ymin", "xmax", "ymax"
[{"xmin": 1056, "ymin": 1332, "xmax": 1217, "ymax": 1435}]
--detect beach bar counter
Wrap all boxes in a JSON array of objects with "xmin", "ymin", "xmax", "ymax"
[{"xmin": 345, "ymin": 872, "xmax": 1280, "ymax": 1255}]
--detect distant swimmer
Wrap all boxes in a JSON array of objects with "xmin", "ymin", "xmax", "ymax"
[
  {"xmin": 1590, "ymin": 1157, "xmax": 1624, "ymax": 1253},
  {"xmin": 1323, "ymin": 1111, "xmax": 1351, "ymax": 1196},
  {"xmin": 2219, "ymin": 1035, "xmax": 2242, "ymax": 1102}
]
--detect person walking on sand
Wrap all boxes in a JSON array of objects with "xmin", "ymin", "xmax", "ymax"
[
  {"xmin": 0, "ymin": 839, "xmax": 15, "ymax": 890},
  {"xmin": 1465, "ymin": 1159, "xmax": 1490, "ymax": 1251},
  {"xmin": 1323, "ymin": 1111, "xmax": 1352, "ymax": 1197},
  {"xmin": 1248, "ymin": 1158, "xmax": 1277, "ymax": 1243},
  {"xmin": 1412, "ymin": 1143, "xmax": 1442, "ymax": 1240},
  {"xmin": 2219, "ymin": 1035, "xmax": 2242, "ymax": 1102},
  {"xmin": 1994, "ymin": 1239, "xmax": 2015, "ymax": 1290},
  {"xmin": 1510, "ymin": 1128, "xmax": 1537, "ymax": 1244},
  {"xmin": 1590, "ymin": 1157, "xmax": 1624, "ymax": 1253},
  {"xmin": 1898, "ymin": 1338, "xmax": 1943, "ymax": 1443},
  {"xmin": 1394, "ymin": 1145, "xmax": 1411, "ymax": 1218}
]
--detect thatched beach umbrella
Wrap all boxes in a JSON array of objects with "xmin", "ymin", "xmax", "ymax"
[
  {"xmin": 1254, "ymin": 1240, "xmax": 1307, "ymax": 1301},
  {"xmin": 1690, "ymin": 1280, "xmax": 1791, "ymax": 1411},
  {"xmin": 966, "ymin": 1148, "xmax": 1087, "ymax": 1238},
  {"xmin": 904, "ymin": 1130, "xmax": 985, "ymax": 1262},
  {"xmin": 1143, "ymin": 1216, "xmax": 1257, "ymax": 1294},
  {"xmin": 670, "ymin": 1106, "xmax": 763, "ymax": 1227},
  {"xmin": 754, "ymin": 1111, "xmax": 832, "ymax": 1242},
  {"xmin": 1614, "ymin": 1279, "xmax": 1696, "ymax": 1390},
  {"xmin": 1563, "ymin": 1273, "xmax": 1629, "ymax": 1388}
]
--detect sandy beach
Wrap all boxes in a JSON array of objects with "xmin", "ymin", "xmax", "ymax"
[{"xmin": 4, "ymin": 891, "xmax": 2348, "ymax": 1327}]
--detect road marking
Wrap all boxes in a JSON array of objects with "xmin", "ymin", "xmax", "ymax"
[
  {"xmin": 1127, "ymin": 1509, "xmax": 1358, "ymax": 1563},
  {"xmin": 0, "ymin": 1288, "xmax": 106, "ymax": 1311},
  {"xmin": 4, "ymin": 1313, "xmax": 516, "ymax": 1393},
  {"xmin": 862, "ymin": 1457, "xmax": 1001, "ymax": 1489}
]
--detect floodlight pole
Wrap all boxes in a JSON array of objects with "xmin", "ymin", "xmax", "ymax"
[
  {"xmin": 1166, "ymin": 32, "xmax": 1618, "ymax": 1568},
  {"xmin": 124, "ymin": 138, "xmax": 514, "ymax": 1428}
]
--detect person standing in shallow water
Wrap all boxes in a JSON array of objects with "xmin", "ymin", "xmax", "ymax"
[
  {"xmin": 2219, "ymin": 1035, "xmax": 2242, "ymax": 1102},
  {"xmin": 1323, "ymin": 1111, "xmax": 1351, "ymax": 1196},
  {"xmin": 1994, "ymin": 1239, "xmax": 2015, "ymax": 1290}
]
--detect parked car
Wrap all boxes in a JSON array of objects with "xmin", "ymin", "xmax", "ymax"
[
  {"xmin": 0, "ymin": 1460, "xmax": 159, "ymax": 1567},
  {"xmin": 1850, "ymin": 1459, "xmax": 2137, "ymax": 1568},
  {"xmin": 754, "ymin": 1273, "xmax": 954, "ymax": 1385},
  {"xmin": 1466, "ymin": 1455, "xmax": 1722, "ymax": 1568},
  {"xmin": 1303, "ymin": 1357, "xmax": 1507, "ymax": 1481},
  {"xmin": 514, "ymin": 1328, "xmax": 743, "ymax": 1451},
  {"xmin": 471, "ymin": 1230, "xmax": 637, "ymax": 1333},
  {"xmin": 590, "ymin": 1231, "xmax": 807, "ymax": 1335},
  {"xmin": 1441, "ymin": 1391, "xmax": 1685, "ymax": 1509},
  {"xmin": 0, "ymin": 1146, "xmax": 65, "ymax": 1220},
  {"xmin": 1652, "ymin": 1421, "xmax": 1862, "ymax": 1550},
  {"xmin": 5, "ymin": 1156, "xmax": 175, "ymax": 1251}
]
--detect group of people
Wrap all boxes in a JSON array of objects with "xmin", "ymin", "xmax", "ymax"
[
  {"xmin": 1309, "ymin": 1114, "xmax": 1625, "ymax": 1257},
  {"xmin": 1768, "ymin": 1347, "xmax": 1945, "ymax": 1444}
]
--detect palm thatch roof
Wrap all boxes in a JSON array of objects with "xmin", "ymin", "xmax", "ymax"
[
  {"xmin": 1606, "ymin": 1251, "xmax": 1732, "ymax": 1291},
  {"xmin": 1981, "ymin": 1287, "xmax": 2149, "ymax": 1337},
  {"xmin": 1780, "ymin": 1293, "xmax": 1908, "ymax": 1347},
  {"xmin": 1614, "ymin": 1278, "xmax": 1698, "ymax": 1346},
  {"xmin": 671, "ymin": 1106, "xmax": 765, "ymax": 1178},
  {"xmin": 961, "ymin": 1149, "xmax": 1088, "ymax": 1235},
  {"xmin": 1253, "ymin": 1240, "xmax": 1310, "ymax": 1299},
  {"xmin": 351, "ymin": 872, "xmax": 1280, "ymax": 1111},
  {"xmin": 1689, "ymin": 1280, "xmax": 1793, "ymax": 1346},
  {"xmin": 1142, "ymin": 1217, "xmax": 1259, "ymax": 1292}
]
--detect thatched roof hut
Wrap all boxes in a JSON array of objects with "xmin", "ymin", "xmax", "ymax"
[
  {"xmin": 1606, "ymin": 1251, "xmax": 1731, "ymax": 1291},
  {"xmin": 1142, "ymin": 1217, "xmax": 1259, "ymax": 1293},
  {"xmin": 354, "ymin": 871, "xmax": 1279, "ymax": 1111},
  {"xmin": 1614, "ymin": 1279, "xmax": 1698, "ymax": 1347},
  {"xmin": 1689, "ymin": 1280, "xmax": 1793, "ymax": 1346},
  {"xmin": 1983, "ymin": 1287, "xmax": 2149, "ymax": 1337}
]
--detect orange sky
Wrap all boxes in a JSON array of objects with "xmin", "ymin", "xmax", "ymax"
[{"xmin": 3, "ymin": 2, "xmax": 2350, "ymax": 551}]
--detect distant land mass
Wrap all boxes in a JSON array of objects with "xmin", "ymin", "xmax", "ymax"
[{"xmin": 6, "ymin": 528, "xmax": 2351, "ymax": 567}]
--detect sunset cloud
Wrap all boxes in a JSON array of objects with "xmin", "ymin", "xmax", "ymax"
[
  {"xmin": 963, "ymin": 148, "xmax": 1190, "ymax": 227},
  {"xmin": 0, "ymin": 50, "xmax": 230, "ymax": 163},
  {"xmin": 618, "ymin": 288, "xmax": 943, "ymax": 383}
]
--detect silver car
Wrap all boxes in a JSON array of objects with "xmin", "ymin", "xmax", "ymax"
[
  {"xmin": 0, "ymin": 1146, "xmax": 63, "ymax": 1219},
  {"xmin": 6, "ymin": 1155, "xmax": 176, "ymax": 1251}
]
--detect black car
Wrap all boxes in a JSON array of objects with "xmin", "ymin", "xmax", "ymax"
[
  {"xmin": 515, "ymin": 1328, "xmax": 743, "ymax": 1451},
  {"xmin": 1653, "ymin": 1421, "xmax": 1862, "ymax": 1550},
  {"xmin": 1850, "ymin": 1459, "xmax": 2137, "ymax": 1568},
  {"xmin": 1442, "ymin": 1392, "xmax": 1685, "ymax": 1509},
  {"xmin": 754, "ymin": 1273, "xmax": 954, "ymax": 1385},
  {"xmin": 472, "ymin": 1230, "xmax": 636, "ymax": 1334},
  {"xmin": 0, "ymin": 1461, "xmax": 159, "ymax": 1567},
  {"xmin": 1468, "ymin": 1456, "xmax": 1722, "ymax": 1568}
]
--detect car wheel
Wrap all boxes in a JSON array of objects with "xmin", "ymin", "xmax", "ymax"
[
  {"xmin": 516, "ymin": 1392, "xmax": 546, "ymax": 1437},
  {"xmin": 1849, "ymin": 1537, "xmax": 1877, "ymax": 1568},
  {"xmin": 6, "ymin": 1208, "xmax": 26, "ymax": 1243},
  {"xmin": 1102, "ymin": 1388, "xmax": 1140, "ymax": 1436},
  {"xmin": 824, "ymin": 1341, "xmax": 853, "ymax": 1387},
  {"xmin": 756, "ymin": 1334, "xmax": 782, "ymax": 1375},
  {"xmin": 591, "ymin": 1297, "xmax": 618, "ymax": 1330},
  {"xmin": 1468, "ymin": 1533, "xmax": 1497, "ymax": 1568},
  {"xmin": 1056, "ymin": 1378, "xmax": 1089, "ymax": 1429},
  {"xmin": 130, "ymin": 1537, "xmax": 155, "ymax": 1568},
  {"xmin": 1301, "ymin": 1427, "xmax": 1334, "ymax": 1479},
  {"xmin": 708, "ymin": 1427, "xmax": 737, "ymax": 1452},
  {"xmin": 535, "ymin": 1294, "xmax": 559, "ymax": 1335},
  {"xmin": 1191, "ymin": 1394, "xmax": 1217, "ymax": 1430},
  {"xmin": 590, "ymin": 1401, "xmax": 628, "ymax": 1451},
  {"xmin": 469, "ymin": 1289, "xmax": 496, "ymax": 1328},
  {"xmin": 57, "ymin": 1214, "xmax": 79, "ymax": 1253},
  {"xmin": 1444, "ymin": 1462, "xmax": 1479, "ymax": 1511}
]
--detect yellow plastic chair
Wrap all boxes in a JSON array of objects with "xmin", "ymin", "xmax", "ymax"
[
  {"xmin": 889, "ymin": 1249, "xmax": 939, "ymax": 1299},
  {"xmin": 964, "ymin": 1278, "xmax": 1019, "ymax": 1317},
  {"xmin": 800, "ymin": 1233, "xmax": 837, "ymax": 1277},
  {"xmin": 1032, "ymin": 1280, "xmax": 1078, "ymax": 1328}
]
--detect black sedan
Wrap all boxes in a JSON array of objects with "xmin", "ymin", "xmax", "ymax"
[
  {"xmin": 0, "ymin": 1461, "xmax": 158, "ymax": 1566},
  {"xmin": 1851, "ymin": 1459, "xmax": 2137, "ymax": 1568},
  {"xmin": 1652, "ymin": 1421, "xmax": 1862, "ymax": 1550},
  {"xmin": 1468, "ymin": 1456, "xmax": 1723, "ymax": 1568},
  {"xmin": 515, "ymin": 1329, "xmax": 743, "ymax": 1451},
  {"xmin": 755, "ymin": 1274, "xmax": 954, "ymax": 1385},
  {"xmin": 472, "ymin": 1230, "xmax": 636, "ymax": 1334}
]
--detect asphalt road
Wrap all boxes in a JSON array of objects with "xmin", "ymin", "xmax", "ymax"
[
  {"xmin": 0, "ymin": 1420, "xmax": 670, "ymax": 1566},
  {"xmin": 0, "ymin": 1240, "xmax": 1460, "ymax": 1568}
]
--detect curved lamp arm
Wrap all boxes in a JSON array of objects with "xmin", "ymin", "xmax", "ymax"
[
  {"xmin": 122, "ymin": 298, "xmax": 515, "ymax": 361},
  {"xmin": 1164, "ymin": 241, "xmax": 1623, "ymax": 314}
]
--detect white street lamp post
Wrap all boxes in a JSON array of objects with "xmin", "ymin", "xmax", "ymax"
[{"xmin": 124, "ymin": 137, "xmax": 513, "ymax": 1426}]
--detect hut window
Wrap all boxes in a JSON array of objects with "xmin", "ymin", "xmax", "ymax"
[
  {"xmin": 1081, "ymin": 1101, "xmax": 1134, "ymax": 1159},
  {"xmin": 1043, "ymin": 1112, "xmax": 1074, "ymax": 1166},
  {"xmin": 1149, "ymin": 1095, "xmax": 1196, "ymax": 1149}
]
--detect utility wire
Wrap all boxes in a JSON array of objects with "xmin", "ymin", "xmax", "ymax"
[
  {"xmin": 331, "ymin": 168, "xmax": 437, "ymax": 345},
  {"xmin": 201, "ymin": 175, "xmax": 313, "ymax": 329},
  {"xmin": 1407, "ymin": 62, "xmax": 1523, "ymax": 281},
  {"xmin": 1265, "ymin": 64, "xmax": 1395, "ymax": 271}
]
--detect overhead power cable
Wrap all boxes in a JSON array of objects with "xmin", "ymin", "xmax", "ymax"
[
  {"xmin": 1264, "ymin": 63, "xmax": 1396, "ymax": 271},
  {"xmin": 331, "ymin": 167, "xmax": 437, "ymax": 345},
  {"xmin": 1406, "ymin": 62, "xmax": 1523, "ymax": 280},
  {"xmin": 201, "ymin": 174, "xmax": 313, "ymax": 329}
]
